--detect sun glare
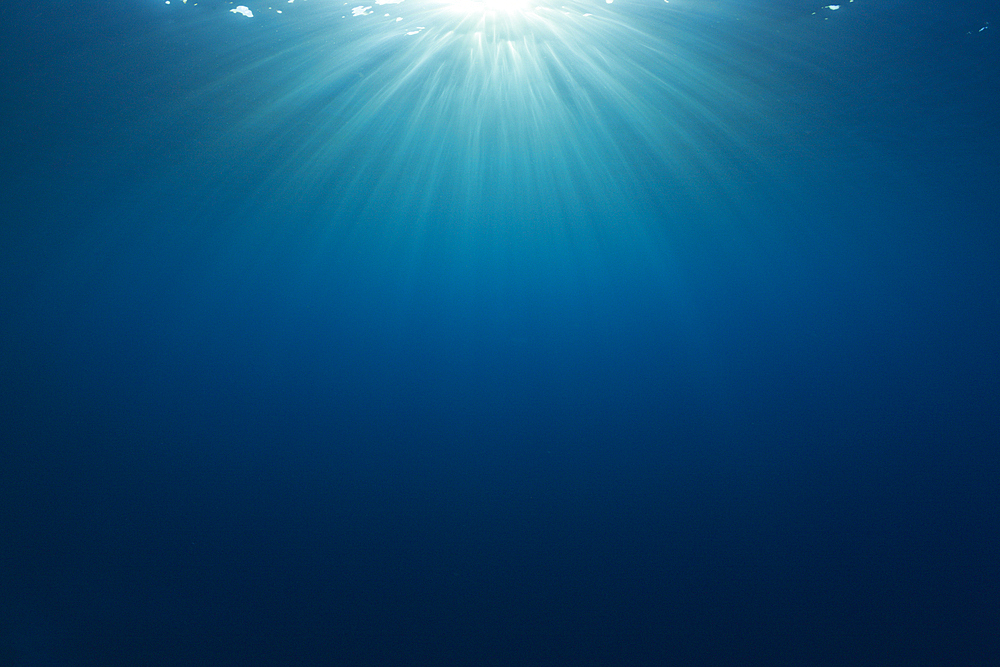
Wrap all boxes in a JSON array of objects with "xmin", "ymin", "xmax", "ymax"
[{"xmin": 453, "ymin": 0, "xmax": 533, "ymax": 13}]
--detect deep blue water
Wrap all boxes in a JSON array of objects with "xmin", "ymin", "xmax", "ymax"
[{"xmin": 2, "ymin": 0, "xmax": 998, "ymax": 665}]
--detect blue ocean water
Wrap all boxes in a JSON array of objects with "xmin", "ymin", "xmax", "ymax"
[{"xmin": 1, "ymin": 0, "xmax": 997, "ymax": 665}]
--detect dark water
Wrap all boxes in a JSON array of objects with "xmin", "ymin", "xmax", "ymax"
[{"xmin": 2, "ymin": 0, "xmax": 997, "ymax": 665}]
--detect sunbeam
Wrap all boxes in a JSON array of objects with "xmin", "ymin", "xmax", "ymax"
[{"xmin": 174, "ymin": 0, "xmax": 779, "ymax": 250}]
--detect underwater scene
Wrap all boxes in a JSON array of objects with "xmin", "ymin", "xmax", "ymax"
[{"xmin": 2, "ymin": 0, "xmax": 997, "ymax": 665}]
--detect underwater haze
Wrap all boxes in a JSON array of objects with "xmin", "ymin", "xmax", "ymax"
[{"xmin": 2, "ymin": 0, "xmax": 998, "ymax": 665}]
